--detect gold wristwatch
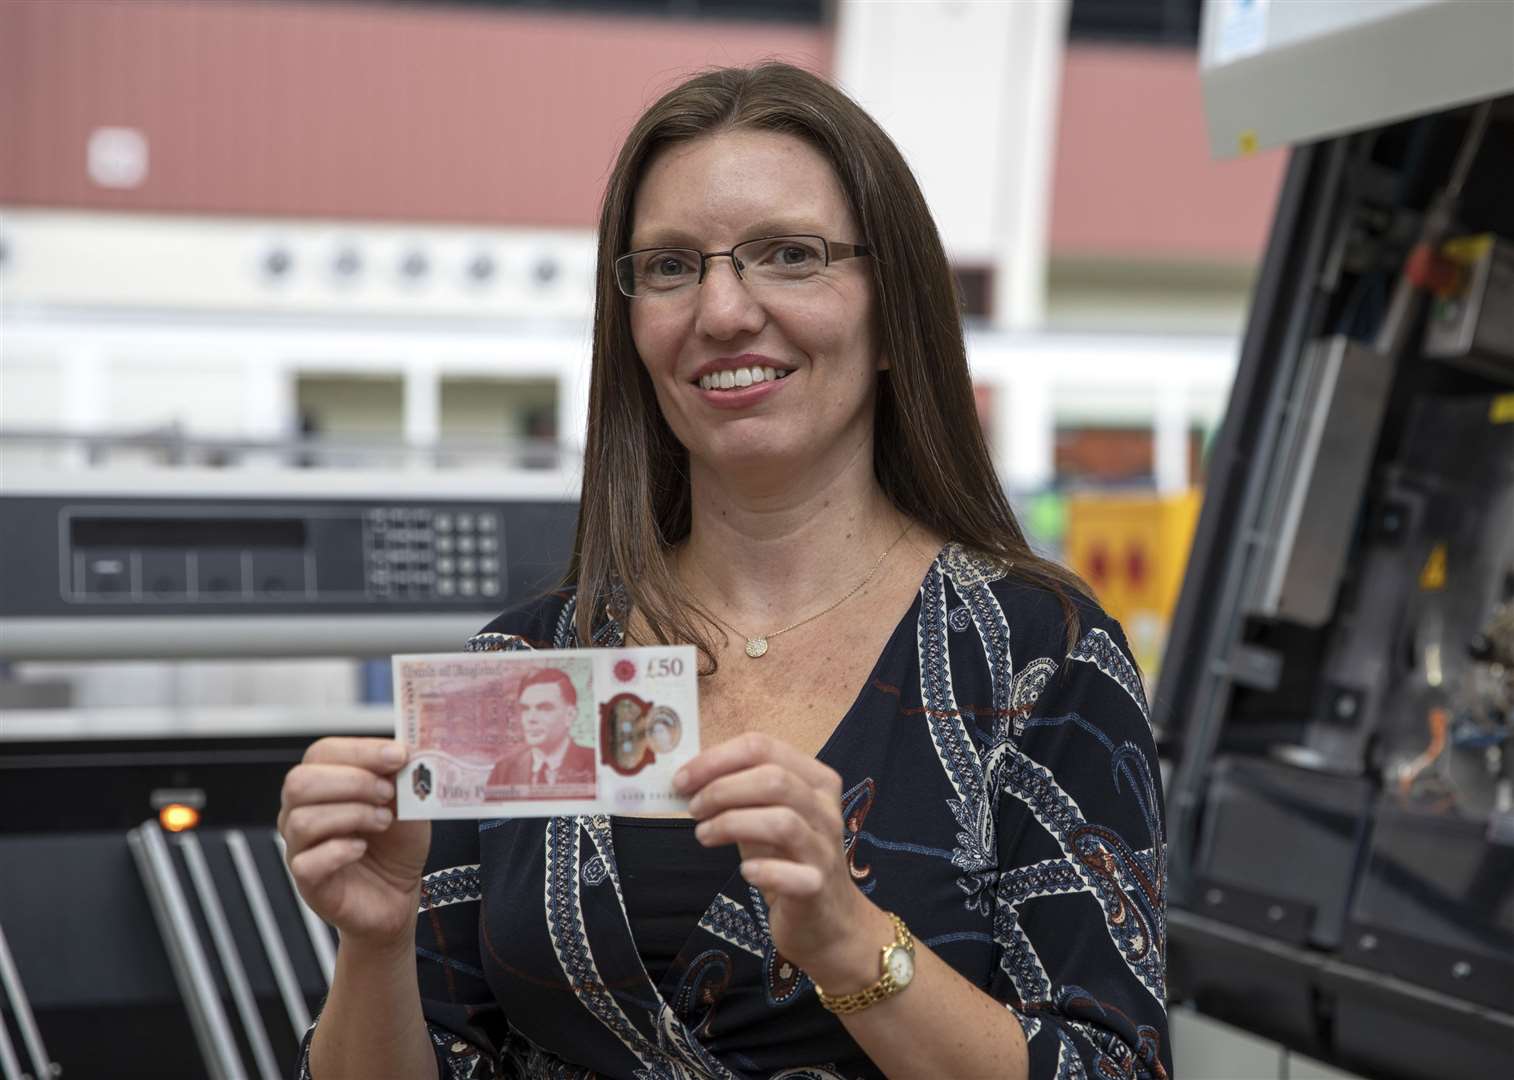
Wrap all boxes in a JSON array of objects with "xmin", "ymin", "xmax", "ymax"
[{"xmin": 814, "ymin": 911, "xmax": 916, "ymax": 1015}]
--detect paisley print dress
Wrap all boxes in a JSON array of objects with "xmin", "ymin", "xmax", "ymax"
[{"xmin": 297, "ymin": 543, "xmax": 1170, "ymax": 1079}]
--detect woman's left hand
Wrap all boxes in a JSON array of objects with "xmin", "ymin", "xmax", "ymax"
[{"xmin": 676, "ymin": 732, "xmax": 888, "ymax": 986}]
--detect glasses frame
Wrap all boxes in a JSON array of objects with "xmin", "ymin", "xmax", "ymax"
[{"xmin": 613, "ymin": 234, "xmax": 871, "ymax": 298}]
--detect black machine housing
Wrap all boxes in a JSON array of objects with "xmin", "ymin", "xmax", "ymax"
[{"xmin": 1157, "ymin": 98, "xmax": 1514, "ymax": 1078}]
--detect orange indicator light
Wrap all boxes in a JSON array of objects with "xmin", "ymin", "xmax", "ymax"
[{"xmin": 159, "ymin": 803, "xmax": 201, "ymax": 832}]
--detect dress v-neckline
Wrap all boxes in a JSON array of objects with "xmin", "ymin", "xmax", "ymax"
[{"xmin": 589, "ymin": 545, "xmax": 941, "ymax": 1015}]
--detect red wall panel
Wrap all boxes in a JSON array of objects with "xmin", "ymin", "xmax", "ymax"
[
  {"xmin": 0, "ymin": 0, "xmax": 831, "ymax": 225},
  {"xmin": 1050, "ymin": 44, "xmax": 1286, "ymax": 264}
]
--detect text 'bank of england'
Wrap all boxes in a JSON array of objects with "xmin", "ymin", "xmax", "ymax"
[{"xmin": 393, "ymin": 645, "xmax": 699, "ymax": 819}]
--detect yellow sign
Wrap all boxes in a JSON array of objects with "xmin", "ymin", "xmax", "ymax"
[
  {"xmin": 1238, "ymin": 129, "xmax": 1259, "ymax": 156},
  {"xmin": 1490, "ymin": 395, "xmax": 1514, "ymax": 424},
  {"xmin": 1063, "ymin": 490, "xmax": 1203, "ymax": 678},
  {"xmin": 1443, "ymin": 233, "xmax": 1493, "ymax": 264},
  {"xmin": 1419, "ymin": 543, "xmax": 1448, "ymax": 591}
]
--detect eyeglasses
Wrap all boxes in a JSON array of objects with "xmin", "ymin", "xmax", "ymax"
[{"xmin": 614, "ymin": 235, "xmax": 870, "ymax": 298}]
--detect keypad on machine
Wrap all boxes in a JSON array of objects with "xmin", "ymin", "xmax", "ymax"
[{"xmin": 365, "ymin": 507, "xmax": 501, "ymax": 601}]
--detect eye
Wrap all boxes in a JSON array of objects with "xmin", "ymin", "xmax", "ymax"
[
  {"xmin": 643, "ymin": 251, "xmax": 698, "ymax": 279},
  {"xmin": 745, "ymin": 237, "xmax": 825, "ymax": 275}
]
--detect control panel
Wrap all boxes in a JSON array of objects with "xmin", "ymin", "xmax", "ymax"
[
  {"xmin": 0, "ymin": 470, "xmax": 579, "ymax": 657},
  {"xmin": 14, "ymin": 498, "xmax": 568, "ymax": 613}
]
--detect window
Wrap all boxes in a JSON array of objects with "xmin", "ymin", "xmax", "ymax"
[
  {"xmin": 395, "ymin": 0, "xmax": 824, "ymax": 24},
  {"xmin": 1068, "ymin": 0, "xmax": 1202, "ymax": 46}
]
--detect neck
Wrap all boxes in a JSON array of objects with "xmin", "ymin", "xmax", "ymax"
[
  {"xmin": 677, "ymin": 436, "xmax": 907, "ymax": 629},
  {"xmin": 534, "ymin": 735, "xmax": 568, "ymax": 763}
]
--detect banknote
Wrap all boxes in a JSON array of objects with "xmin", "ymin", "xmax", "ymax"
[{"xmin": 393, "ymin": 645, "xmax": 699, "ymax": 819}]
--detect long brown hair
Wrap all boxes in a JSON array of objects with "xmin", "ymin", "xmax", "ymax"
[{"xmin": 569, "ymin": 62, "xmax": 1088, "ymax": 661}]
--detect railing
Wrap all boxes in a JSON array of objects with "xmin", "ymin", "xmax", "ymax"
[{"xmin": 0, "ymin": 426, "xmax": 572, "ymax": 473}]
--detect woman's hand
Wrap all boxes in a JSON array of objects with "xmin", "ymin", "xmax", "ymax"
[
  {"xmin": 278, "ymin": 737, "xmax": 431, "ymax": 949},
  {"xmin": 678, "ymin": 733, "xmax": 888, "ymax": 988}
]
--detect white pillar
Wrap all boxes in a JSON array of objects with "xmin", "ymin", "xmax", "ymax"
[
  {"xmin": 558, "ymin": 338, "xmax": 592, "ymax": 466},
  {"xmin": 999, "ymin": 375, "xmax": 1055, "ymax": 493},
  {"xmin": 62, "ymin": 346, "xmax": 108, "ymax": 430},
  {"xmin": 991, "ymin": 1, "xmax": 1067, "ymax": 330},
  {"xmin": 61, "ymin": 345, "xmax": 108, "ymax": 467},
  {"xmin": 402, "ymin": 358, "xmax": 439, "ymax": 470},
  {"xmin": 1154, "ymin": 383, "xmax": 1190, "ymax": 493},
  {"xmin": 834, "ymin": 0, "xmax": 1070, "ymax": 331},
  {"xmin": 241, "ymin": 354, "xmax": 292, "ymax": 438}
]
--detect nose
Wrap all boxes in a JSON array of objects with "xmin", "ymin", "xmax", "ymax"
[{"xmin": 693, "ymin": 256, "xmax": 765, "ymax": 341}]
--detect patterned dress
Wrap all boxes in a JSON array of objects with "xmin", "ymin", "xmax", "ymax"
[{"xmin": 298, "ymin": 543, "xmax": 1170, "ymax": 1079}]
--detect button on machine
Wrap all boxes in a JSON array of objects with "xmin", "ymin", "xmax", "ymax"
[{"xmin": 360, "ymin": 503, "xmax": 525, "ymax": 605}]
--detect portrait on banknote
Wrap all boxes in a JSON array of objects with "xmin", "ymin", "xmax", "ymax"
[{"xmin": 485, "ymin": 664, "xmax": 596, "ymax": 799}]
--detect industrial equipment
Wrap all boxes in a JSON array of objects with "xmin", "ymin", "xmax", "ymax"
[
  {"xmin": 2, "ymin": 469, "xmax": 578, "ymax": 659},
  {"xmin": 0, "ymin": 470, "xmax": 578, "ymax": 1078},
  {"xmin": 1164, "ymin": 11, "xmax": 1514, "ymax": 1076}
]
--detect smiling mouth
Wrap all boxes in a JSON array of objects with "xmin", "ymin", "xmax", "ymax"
[{"xmin": 696, "ymin": 365, "xmax": 792, "ymax": 391}]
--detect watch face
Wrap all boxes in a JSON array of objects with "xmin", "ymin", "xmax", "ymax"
[{"xmin": 885, "ymin": 945, "xmax": 915, "ymax": 987}]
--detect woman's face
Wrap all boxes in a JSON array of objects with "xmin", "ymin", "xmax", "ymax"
[{"xmin": 627, "ymin": 129, "xmax": 883, "ymax": 479}]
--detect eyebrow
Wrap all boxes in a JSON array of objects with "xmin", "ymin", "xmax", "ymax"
[{"xmin": 627, "ymin": 220, "xmax": 830, "ymax": 250}]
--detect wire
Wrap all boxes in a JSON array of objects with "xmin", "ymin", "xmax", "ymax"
[
  {"xmin": 1397, "ymin": 706, "xmax": 1449, "ymax": 797},
  {"xmin": 1444, "ymin": 102, "xmax": 1493, "ymax": 202}
]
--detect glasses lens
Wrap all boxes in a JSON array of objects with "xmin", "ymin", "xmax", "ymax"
[
  {"xmin": 621, "ymin": 249, "xmax": 700, "ymax": 296},
  {"xmin": 735, "ymin": 236, "xmax": 826, "ymax": 284}
]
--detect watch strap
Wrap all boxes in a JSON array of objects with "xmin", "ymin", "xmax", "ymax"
[{"xmin": 814, "ymin": 911, "xmax": 914, "ymax": 1015}]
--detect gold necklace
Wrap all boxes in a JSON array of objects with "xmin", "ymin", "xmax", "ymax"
[{"xmin": 702, "ymin": 522, "xmax": 913, "ymax": 659}]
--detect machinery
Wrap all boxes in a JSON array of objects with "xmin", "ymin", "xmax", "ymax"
[
  {"xmin": 1162, "ymin": 5, "xmax": 1514, "ymax": 1075},
  {"xmin": 0, "ymin": 470, "xmax": 578, "ymax": 1078}
]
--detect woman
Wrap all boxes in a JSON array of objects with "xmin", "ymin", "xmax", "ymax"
[{"xmin": 280, "ymin": 63, "xmax": 1170, "ymax": 1080}]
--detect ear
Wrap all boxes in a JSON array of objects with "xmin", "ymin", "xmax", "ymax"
[{"xmin": 875, "ymin": 351, "xmax": 891, "ymax": 372}]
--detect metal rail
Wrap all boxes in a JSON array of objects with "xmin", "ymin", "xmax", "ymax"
[
  {"xmin": 0, "ymin": 920, "xmax": 53, "ymax": 1080},
  {"xmin": 127, "ymin": 821, "xmax": 248, "ymax": 1080},
  {"xmin": 226, "ymin": 830, "xmax": 312, "ymax": 1041},
  {"xmin": 177, "ymin": 831, "xmax": 282, "ymax": 1080},
  {"xmin": 0, "ymin": 1017, "xmax": 20, "ymax": 1080},
  {"xmin": 0, "ymin": 425, "xmax": 566, "ymax": 471}
]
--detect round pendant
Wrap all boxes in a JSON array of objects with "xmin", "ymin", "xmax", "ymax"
[{"xmin": 745, "ymin": 637, "xmax": 769, "ymax": 658}]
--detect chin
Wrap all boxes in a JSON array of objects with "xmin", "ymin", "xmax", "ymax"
[{"xmin": 693, "ymin": 426, "xmax": 807, "ymax": 465}]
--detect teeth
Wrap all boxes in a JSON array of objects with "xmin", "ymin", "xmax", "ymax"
[{"xmin": 698, "ymin": 366, "xmax": 790, "ymax": 391}]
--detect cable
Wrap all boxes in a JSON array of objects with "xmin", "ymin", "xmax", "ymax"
[{"xmin": 1397, "ymin": 706, "xmax": 1449, "ymax": 797}]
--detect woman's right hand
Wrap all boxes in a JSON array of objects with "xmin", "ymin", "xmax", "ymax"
[{"xmin": 278, "ymin": 737, "xmax": 431, "ymax": 948}]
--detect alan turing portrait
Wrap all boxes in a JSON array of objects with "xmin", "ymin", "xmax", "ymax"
[{"xmin": 486, "ymin": 667, "xmax": 596, "ymax": 798}]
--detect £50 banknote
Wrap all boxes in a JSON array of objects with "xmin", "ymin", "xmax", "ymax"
[{"xmin": 393, "ymin": 645, "xmax": 698, "ymax": 819}]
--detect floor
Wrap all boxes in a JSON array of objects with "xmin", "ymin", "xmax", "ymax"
[{"xmin": 1170, "ymin": 1007, "xmax": 1369, "ymax": 1080}]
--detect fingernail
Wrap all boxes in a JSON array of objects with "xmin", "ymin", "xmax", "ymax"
[
  {"xmin": 373, "ymin": 807, "xmax": 393, "ymax": 827},
  {"xmin": 673, "ymin": 768, "xmax": 690, "ymax": 793},
  {"xmin": 694, "ymin": 822, "xmax": 710, "ymax": 842},
  {"xmin": 381, "ymin": 744, "xmax": 406, "ymax": 767},
  {"xmin": 374, "ymin": 780, "xmax": 395, "ymax": 802}
]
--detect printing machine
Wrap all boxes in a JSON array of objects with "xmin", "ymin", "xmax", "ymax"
[
  {"xmin": 0, "ymin": 470, "xmax": 578, "ymax": 1078},
  {"xmin": 1160, "ymin": 5, "xmax": 1514, "ymax": 1077}
]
